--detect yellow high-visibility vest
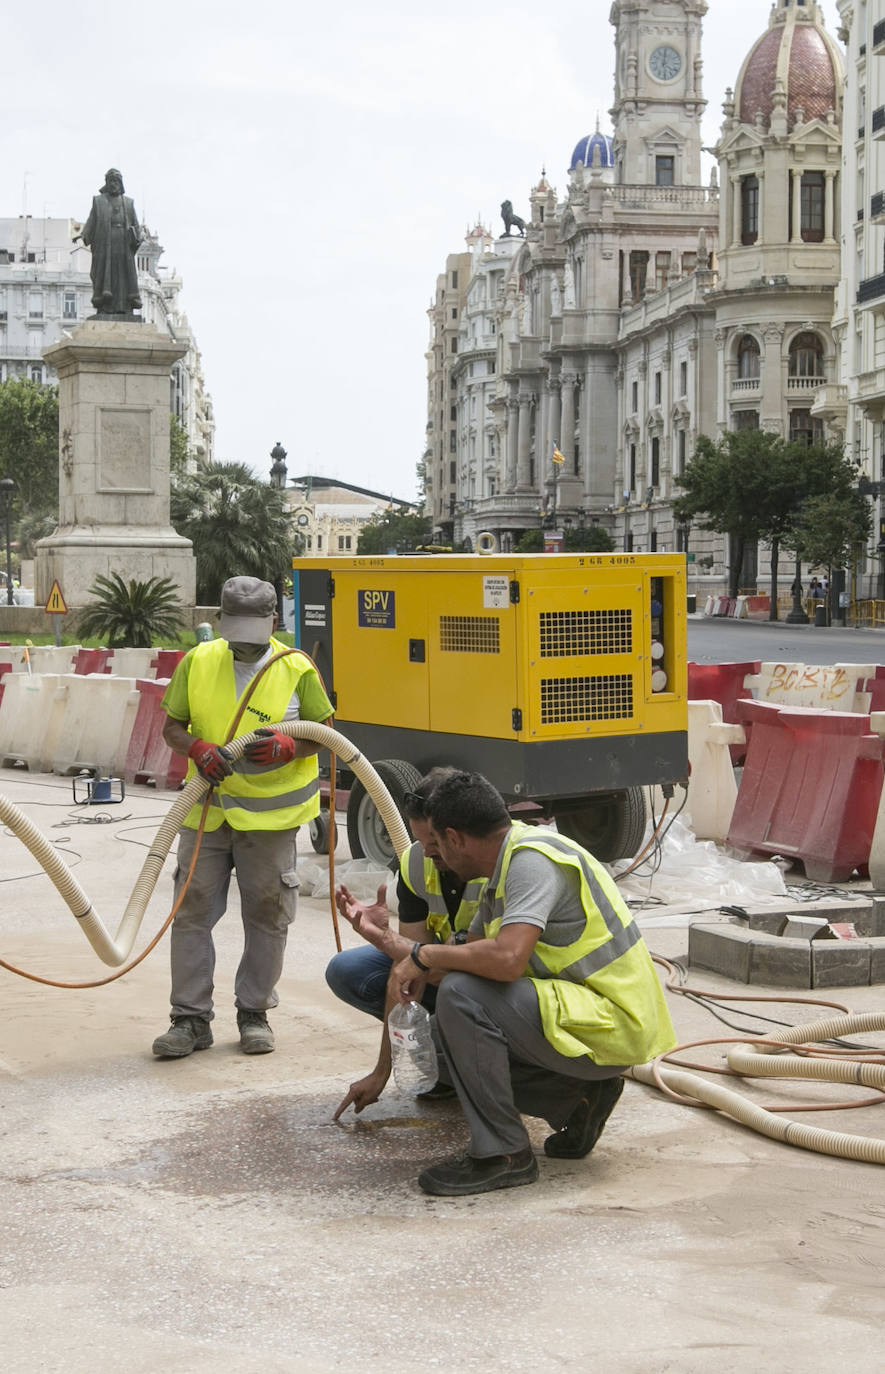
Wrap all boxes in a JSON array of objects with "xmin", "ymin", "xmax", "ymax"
[
  {"xmin": 399, "ymin": 840, "xmax": 485, "ymax": 942},
  {"xmin": 181, "ymin": 638, "xmax": 322, "ymax": 832},
  {"xmin": 480, "ymin": 822, "xmax": 676, "ymax": 1065}
]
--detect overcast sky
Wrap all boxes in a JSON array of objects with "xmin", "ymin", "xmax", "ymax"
[{"xmin": 6, "ymin": 0, "xmax": 840, "ymax": 502}]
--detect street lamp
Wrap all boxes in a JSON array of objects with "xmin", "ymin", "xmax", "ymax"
[
  {"xmin": 268, "ymin": 442, "xmax": 288, "ymax": 628},
  {"xmin": 0, "ymin": 476, "xmax": 15, "ymax": 607}
]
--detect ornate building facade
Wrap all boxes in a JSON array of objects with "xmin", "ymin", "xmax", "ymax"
[{"xmin": 424, "ymin": 0, "xmax": 848, "ymax": 589}]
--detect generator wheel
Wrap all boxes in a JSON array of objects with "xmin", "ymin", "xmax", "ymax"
[
  {"xmin": 552, "ymin": 787, "xmax": 647, "ymax": 862},
  {"xmin": 309, "ymin": 810, "xmax": 337, "ymax": 855},
  {"xmin": 347, "ymin": 758, "xmax": 423, "ymax": 867}
]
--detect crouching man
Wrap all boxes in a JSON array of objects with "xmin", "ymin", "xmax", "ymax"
[{"xmin": 336, "ymin": 770, "xmax": 676, "ymax": 1197}]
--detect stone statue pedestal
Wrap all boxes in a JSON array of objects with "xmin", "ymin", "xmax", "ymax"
[{"xmin": 35, "ymin": 321, "xmax": 196, "ymax": 608}]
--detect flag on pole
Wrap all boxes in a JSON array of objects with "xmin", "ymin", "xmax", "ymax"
[{"xmin": 552, "ymin": 444, "xmax": 565, "ymax": 466}]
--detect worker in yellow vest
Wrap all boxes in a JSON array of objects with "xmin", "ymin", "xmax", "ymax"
[
  {"xmin": 327, "ymin": 768, "xmax": 485, "ymax": 1117},
  {"xmin": 337, "ymin": 770, "xmax": 676, "ymax": 1197},
  {"xmin": 153, "ymin": 576, "xmax": 333, "ymax": 1059}
]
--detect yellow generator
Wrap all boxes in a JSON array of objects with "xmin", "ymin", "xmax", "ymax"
[{"xmin": 293, "ymin": 552, "xmax": 687, "ymax": 865}]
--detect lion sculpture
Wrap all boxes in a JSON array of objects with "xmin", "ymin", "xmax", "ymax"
[{"xmin": 500, "ymin": 200, "xmax": 526, "ymax": 237}]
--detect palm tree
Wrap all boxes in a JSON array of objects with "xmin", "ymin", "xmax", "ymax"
[
  {"xmin": 170, "ymin": 461, "xmax": 296, "ymax": 604},
  {"xmin": 76, "ymin": 573, "xmax": 186, "ymax": 648}
]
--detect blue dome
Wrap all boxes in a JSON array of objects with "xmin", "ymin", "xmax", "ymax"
[{"xmin": 570, "ymin": 131, "xmax": 613, "ymax": 170}]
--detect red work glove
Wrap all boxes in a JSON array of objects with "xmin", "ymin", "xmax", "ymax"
[
  {"xmin": 188, "ymin": 737, "xmax": 233, "ymax": 784},
  {"xmin": 243, "ymin": 728, "xmax": 297, "ymax": 766}
]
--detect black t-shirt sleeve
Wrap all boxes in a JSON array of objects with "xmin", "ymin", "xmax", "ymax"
[{"xmin": 396, "ymin": 873, "xmax": 429, "ymax": 926}]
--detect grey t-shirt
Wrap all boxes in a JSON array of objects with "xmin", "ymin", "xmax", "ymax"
[{"xmin": 469, "ymin": 845, "xmax": 587, "ymax": 950}]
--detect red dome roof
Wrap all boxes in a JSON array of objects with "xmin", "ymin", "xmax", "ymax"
[{"xmin": 737, "ymin": 11, "xmax": 840, "ymax": 128}]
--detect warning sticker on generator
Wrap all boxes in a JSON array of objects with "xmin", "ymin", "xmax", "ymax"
[
  {"xmin": 304, "ymin": 603, "xmax": 326, "ymax": 627},
  {"xmin": 482, "ymin": 576, "xmax": 510, "ymax": 609},
  {"xmin": 358, "ymin": 589, "xmax": 396, "ymax": 628}
]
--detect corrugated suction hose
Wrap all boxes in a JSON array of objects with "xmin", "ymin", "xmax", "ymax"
[
  {"xmin": 0, "ymin": 720, "xmax": 409, "ymax": 967},
  {"xmin": 629, "ymin": 1009, "xmax": 885, "ymax": 1165}
]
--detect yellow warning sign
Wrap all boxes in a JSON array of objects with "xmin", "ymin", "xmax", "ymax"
[{"xmin": 45, "ymin": 580, "xmax": 68, "ymax": 615}]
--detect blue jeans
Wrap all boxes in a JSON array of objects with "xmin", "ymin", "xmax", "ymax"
[{"xmin": 325, "ymin": 945, "xmax": 438, "ymax": 1020}]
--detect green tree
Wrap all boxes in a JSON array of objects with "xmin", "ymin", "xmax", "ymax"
[
  {"xmin": 564, "ymin": 524, "xmax": 615, "ymax": 553},
  {"xmin": 515, "ymin": 529, "xmax": 544, "ymax": 552},
  {"xmin": 76, "ymin": 573, "xmax": 186, "ymax": 648},
  {"xmin": 356, "ymin": 509, "xmax": 433, "ymax": 554},
  {"xmin": 169, "ymin": 415, "xmax": 191, "ymax": 480},
  {"xmin": 785, "ymin": 489, "xmax": 871, "ymax": 587},
  {"xmin": 171, "ymin": 461, "xmax": 297, "ymax": 604},
  {"xmin": 675, "ymin": 431, "xmax": 859, "ymax": 613},
  {"xmin": 0, "ymin": 378, "xmax": 59, "ymax": 518}
]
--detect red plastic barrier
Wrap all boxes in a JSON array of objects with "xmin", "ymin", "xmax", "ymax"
[
  {"xmin": 71, "ymin": 648, "xmax": 113, "ymax": 675},
  {"xmin": 688, "ymin": 660, "xmax": 759, "ymax": 763},
  {"xmin": 123, "ymin": 678, "xmax": 187, "ymax": 790},
  {"xmin": 150, "ymin": 649, "xmax": 185, "ymax": 679},
  {"xmin": 743, "ymin": 595, "xmax": 771, "ymax": 620},
  {"xmin": 727, "ymin": 699, "xmax": 884, "ymax": 882},
  {"xmin": 864, "ymin": 676, "xmax": 885, "ymax": 713}
]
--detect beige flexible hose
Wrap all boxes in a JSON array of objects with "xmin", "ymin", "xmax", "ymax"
[
  {"xmin": 629, "ymin": 1009, "xmax": 885, "ymax": 1165},
  {"xmin": 0, "ymin": 720, "xmax": 409, "ymax": 967}
]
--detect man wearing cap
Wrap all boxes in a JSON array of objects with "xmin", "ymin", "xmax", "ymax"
[{"xmin": 152, "ymin": 575, "xmax": 333, "ymax": 1058}]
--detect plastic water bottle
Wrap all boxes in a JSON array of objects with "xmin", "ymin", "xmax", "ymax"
[{"xmin": 388, "ymin": 1000, "xmax": 438, "ymax": 1095}]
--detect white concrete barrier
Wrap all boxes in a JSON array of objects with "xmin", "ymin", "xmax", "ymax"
[
  {"xmin": 108, "ymin": 648, "xmax": 157, "ymax": 679},
  {"xmin": 49, "ymin": 674, "xmax": 142, "ymax": 777},
  {"xmin": 743, "ymin": 661, "xmax": 872, "ymax": 713},
  {"xmin": 0, "ymin": 673, "xmax": 69, "ymax": 770},
  {"xmin": 685, "ymin": 700, "xmax": 745, "ymax": 842},
  {"xmin": 12, "ymin": 645, "xmax": 82, "ymax": 675}
]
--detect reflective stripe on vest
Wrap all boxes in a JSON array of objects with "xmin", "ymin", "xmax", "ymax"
[
  {"xmin": 181, "ymin": 637, "xmax": 322, "ymax": 832},
  {"xmin": 483, "ymin": 822, "xmax": 676, "ymax": 1065},
  {"xmin": 399, "ymin": 841, "xmax": 485, "ymax": 939}
]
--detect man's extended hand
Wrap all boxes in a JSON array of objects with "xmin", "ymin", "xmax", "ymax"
[
  {"xmin": 187, "ymin": 737, "xmax": 233, "ymax": 784},
  {"xmin": 334, "ymin": 883, "xmax": 391, "ymax": 950},
  {"xmin": 242, "ymin": 728, "xmax": 296, "ymax": 766},
  {"xmin": 332, "ymin": 1067, "xmax": 390, "ymax": 1120},
  {"xmin": 392, "ymin": 953, "xmax": 426, "ymax": 1005}
]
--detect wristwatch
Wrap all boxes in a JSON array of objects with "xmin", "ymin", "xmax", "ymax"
[{"xmin": 453, "ymin": 931, "xmax": 468, "ymax": 944}]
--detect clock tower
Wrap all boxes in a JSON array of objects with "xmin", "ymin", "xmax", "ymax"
[{"xmin": 609, "ymin": 0, "xmax": 707, "ymax": 186}]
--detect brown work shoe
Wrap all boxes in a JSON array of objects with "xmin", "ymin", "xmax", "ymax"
[{"xmin": 152, "ymin": 1016, "xmax": 213, "ymax": 1058}]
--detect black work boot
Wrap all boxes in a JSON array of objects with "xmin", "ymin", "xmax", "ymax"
[
  {"xmin": 544, "ymin": 1076, "xmax": 625, "ymax": 1158},
  {"xmin": 237, "ymin": 1009, "xmax": 275, "ymax": 1055},
  {"xmin": 418, "ymin": 1148, "xmax": 538, "ymax": 1197},
  {"xmin": 152, "ymin": 1015, "xmax": 213, "ymax": 1059}
]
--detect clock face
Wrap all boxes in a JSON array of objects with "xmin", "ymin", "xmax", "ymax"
[{"xmin": 649, "ymin": 45, "xmax": 682, "ymax": 82}]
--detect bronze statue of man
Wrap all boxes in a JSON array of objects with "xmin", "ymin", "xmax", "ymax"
[{"xmin": 78, "ymin": 169, "xmax": 144, "ymax": 316}]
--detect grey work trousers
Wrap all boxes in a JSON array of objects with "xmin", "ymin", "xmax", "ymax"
[
  {"xmin": 169, "ymin": 822, "xmax": 300, "ymax": 1020},
  {"xmin": 434, "ymin": 972, "xmax": 625, "ymax": 1158}
]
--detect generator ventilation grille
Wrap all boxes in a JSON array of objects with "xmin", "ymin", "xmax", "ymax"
[
  {"xmin": 538, "ymin": 609, "xmax": 632, "ymax": 657},
  {"xmin": 439, "ymin": 615, "xmax": 501, "ymax": 654},
  {"xmin": 541, "ymin": 674, "xmax": 633, "ymax": 724}
]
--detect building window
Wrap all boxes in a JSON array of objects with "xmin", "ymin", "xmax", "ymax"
[
  {"xmin": 63, "ymin": 289, "xmax": 77, "ymax": 320},
  {"xmin": 451, "ymin": 308, "xmax": 458, "ymax": 319},
  {"xmin": 449, "ymin": 460, "xmax": 456, "ymax": 483},
  {"xmin": 656, "ymin": 155, "xmax": 675, "ymax": 187},
  {"xmin": 317, "ymin": 535, "xmax": 323, "ymax": 550},
  {"xmin": 654, "ymin": 371, "xmax": 662, "ymax": 404},
  {"xmin": 629, "ymin": 443, "xmax": 636, "ymax": 491},
  {"xmin": 789, "ymin": 332, "xmax": 823, "ymax": 379},
  {"xmin": 733, "ymin": 410, "xmax": 759, "ymax": 431},
  {"xmin": 678, "ymin": 428, "xmax": 687, "ymax": 474},
  {"xmin": 655, "ymin": 252, "xmax": 671, "ymax": 291},
  {"xmin": 450, "ymin": 338, "xmax": 457, "ymax": 353},
  {"xmin": 737, "ymin": 335, "xmax": 761, "ymax": 379},
  {"xmin": 650, "ymin": 530, "xmax": 658, "ymax": 552},
  {"xmin": 789, "ymin": 409, "xmax": 823, "ymax": 446},
  {"xmin": 29, "ymin": 364, "xmax": 44, "ymax": 383},
  {"xmin": 679, "ymin": 360, "xmax": 688, "ymax": 395},
  {"xmin": 650, "ymin": 436, "xmax": 660, "ymax": 486},
  {"xmin": 741, "ymin": 175, "xmax": 759, "ymax": 244},
  {"xmin": 629, "ymin": 250, "xmax": 649, "ymax": 301},
  {"xmin": 307, "ymin": 536, "xmax": 313, "ymax": 550},
  {"xmin": 338, "ymin": 535, "xmax": 345, "ymax": 550},
  {"xmin": 450, "ymin": 405, "xmax": 457, "ymax": 422},
  {"xmin": 631, "ymin": 380, "xmax": 638, "ymax": 412},
  {"xmin": 682, "ymin": 251, "xmax": 697, "ymax": 275},
  {"xmin": 451, "ymin": 270, "xmax": 458, "ymax": 289},
  {"xmin": 345, "ymin": 535, "xmax": 352, "ymax": 550},
  {"xmin": 625, "ymin": 530, "xmax": 634, "ymax": 552},
  {"xmin": 449, "ymin": 430, "xmax": 456, "ymax": 452},
  {"xmin": 800, "ymin": 171, "xmax": 825, "ymax": 243},
  {"xmin": 28, "ymin": 291, "xmax": 43, "ymax": 319}
]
